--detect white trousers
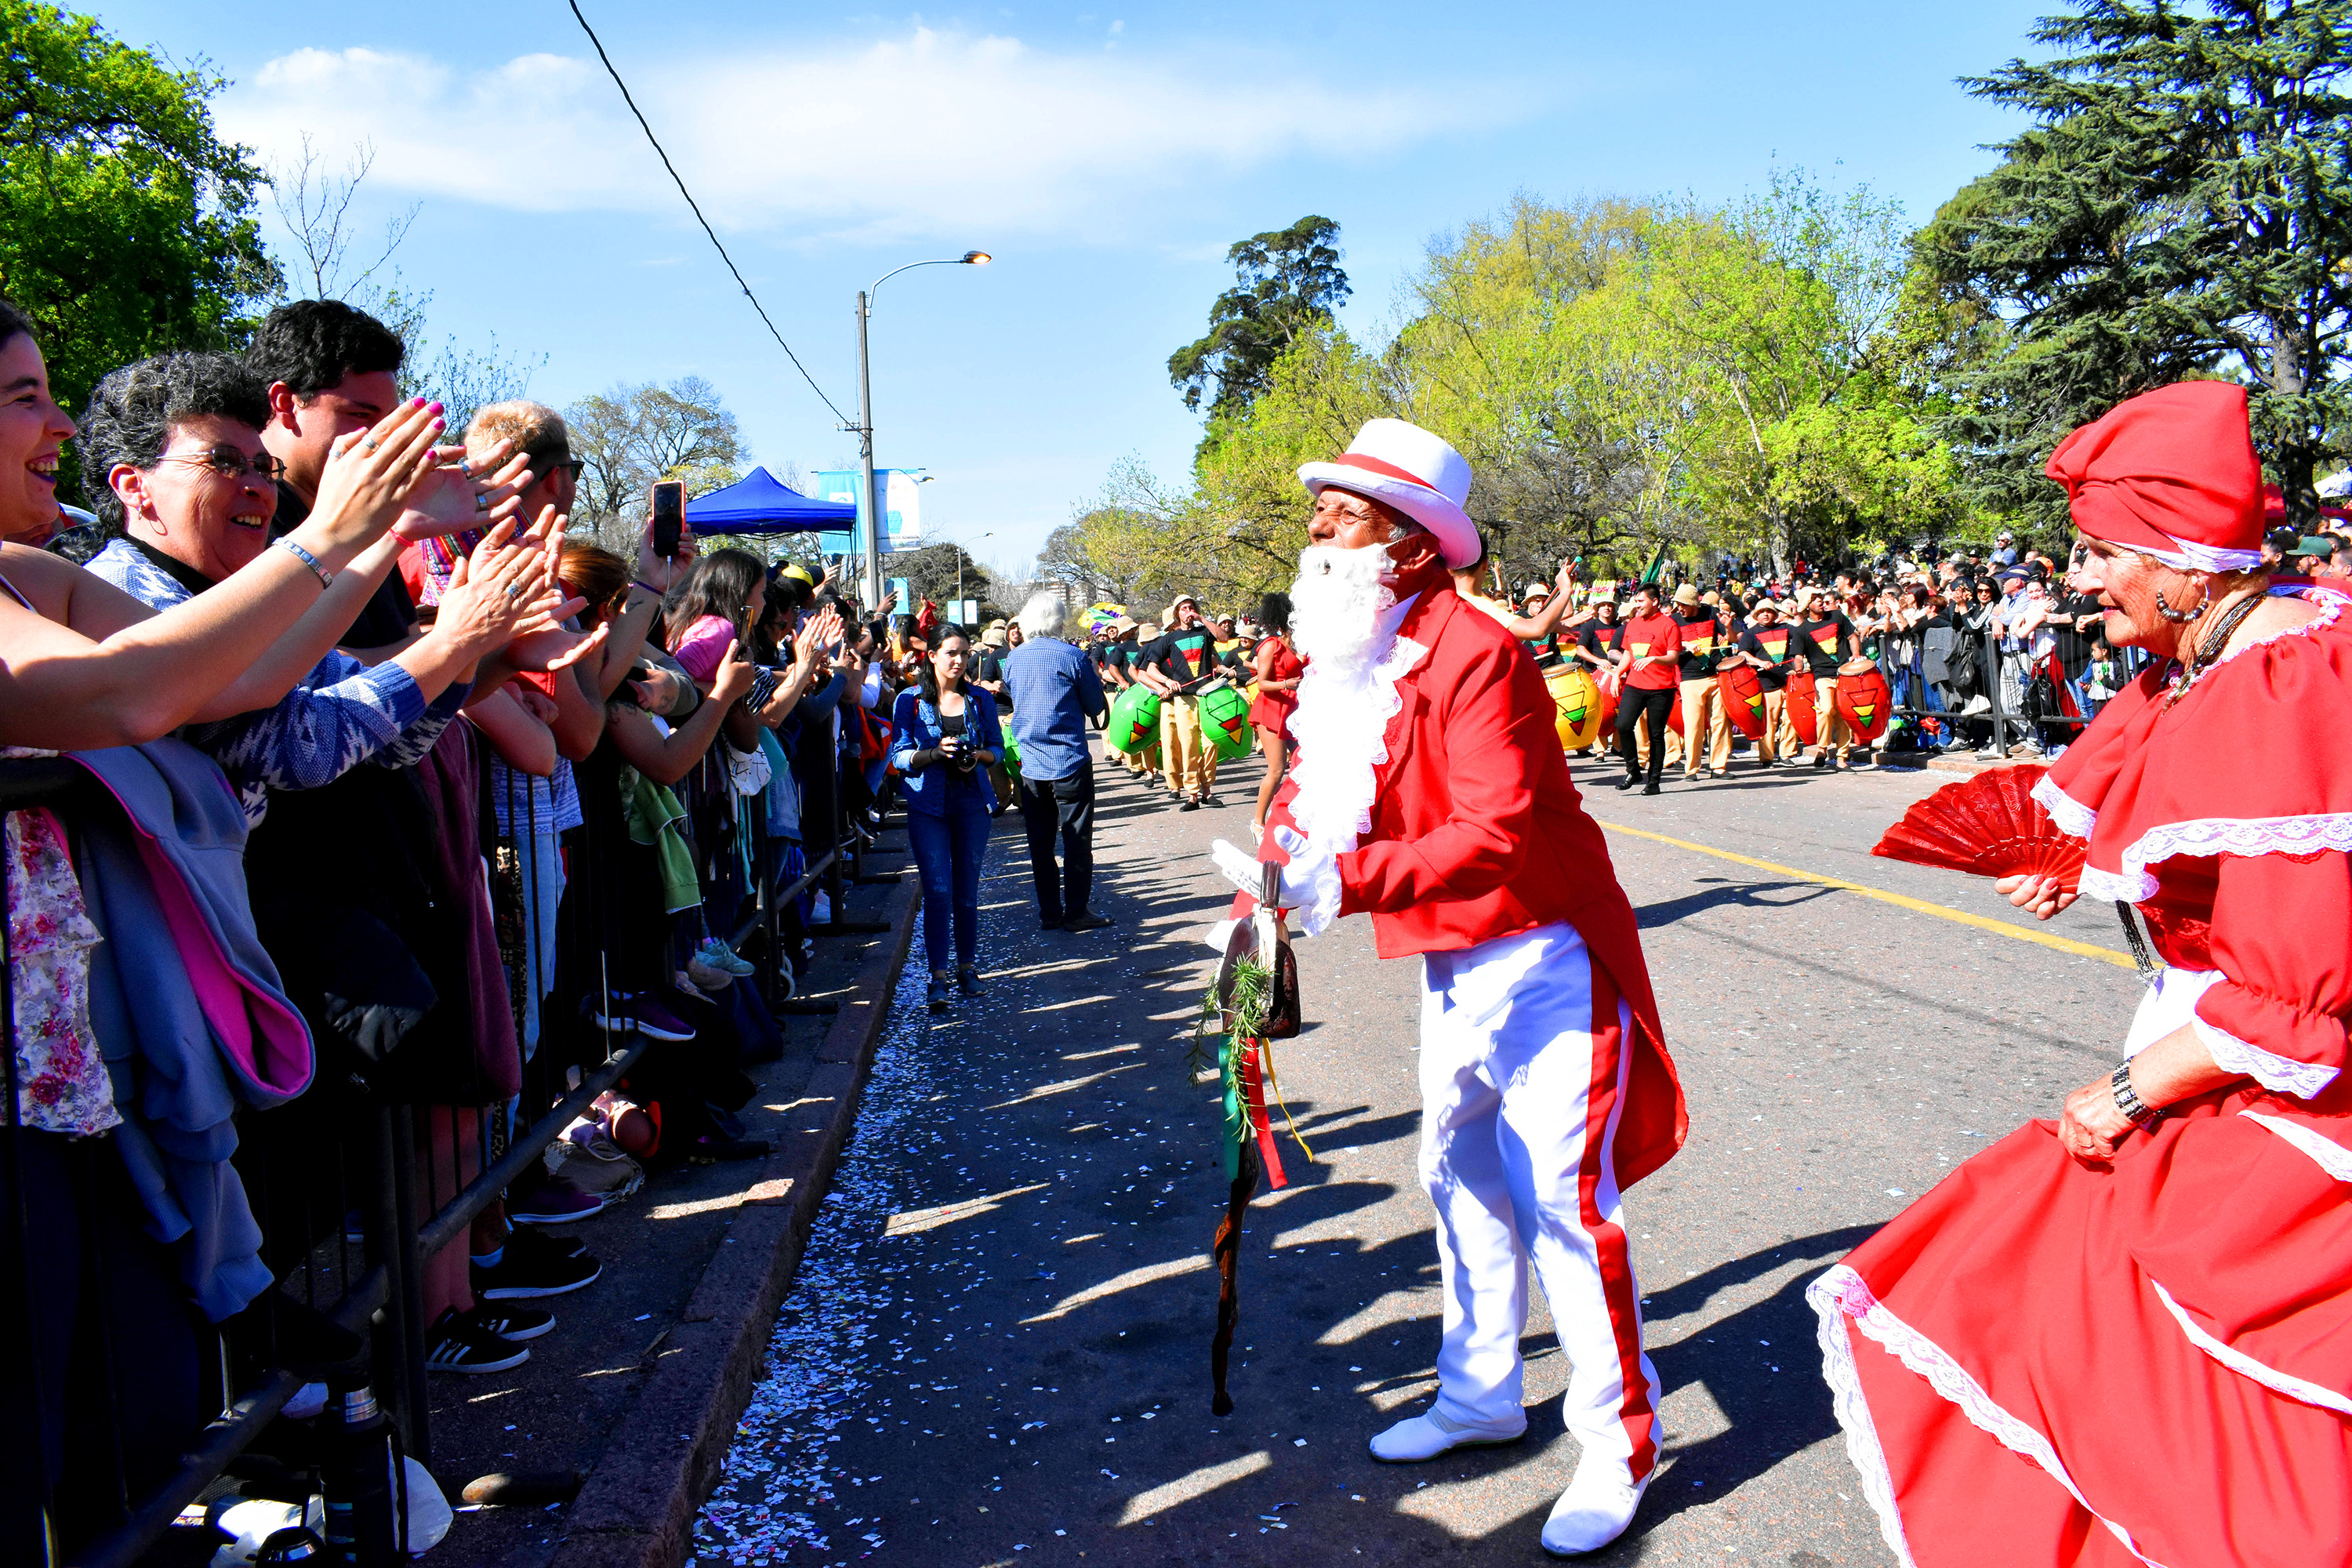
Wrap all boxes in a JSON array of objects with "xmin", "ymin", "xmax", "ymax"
[{"xmin": 1418, "ymin": 921, "xmax": 1662, "ymax": 1482}]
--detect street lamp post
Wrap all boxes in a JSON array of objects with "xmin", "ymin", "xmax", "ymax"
[{"xmin": 852, "ymin": 250, "xmax": 992, "ymax": 611}]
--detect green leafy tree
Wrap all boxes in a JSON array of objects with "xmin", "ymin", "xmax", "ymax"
[
  {"xmin": 1168, "ymin": 216, "xmax": 1350, "ymax": 423},
  {"xmin": 0, "ymin": 2, "xmax": 279, "ymax": 491},
  {"xmin": 1922, "ymin": 0, "xmax": 2352, "ymax": 530},
  {"xmin": 565, "ymin": 376, "xmax": 746, "ymax": 550}
]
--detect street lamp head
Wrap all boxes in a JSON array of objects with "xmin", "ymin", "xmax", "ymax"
[{"xmin": 962, "ymin": 251, "xmax": 993, "ymax": 265}]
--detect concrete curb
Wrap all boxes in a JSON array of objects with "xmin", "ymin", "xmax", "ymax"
[{"xmin": 556, "ymin": 881, "xmax": 920, "ymax": 1568}]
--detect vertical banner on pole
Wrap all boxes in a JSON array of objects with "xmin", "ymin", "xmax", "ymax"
[{"xmin": 816, "ymin": 469, "xmax": 926, "ymax": 556}]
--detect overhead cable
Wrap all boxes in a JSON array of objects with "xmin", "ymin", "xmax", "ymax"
[{"xmin": 568, "ymin": 1, "xmax": 851, "ymax": 426}]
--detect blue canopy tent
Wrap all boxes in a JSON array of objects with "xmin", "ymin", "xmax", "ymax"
[{"xmin": 685, "ymin": 466, "xmax": 858, "ymax": 535}]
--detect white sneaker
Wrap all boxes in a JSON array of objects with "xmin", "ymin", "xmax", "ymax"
[
  {"xmin": 1541, "ymin": 1457, "xmax": 1653, "ymax": 1556},
  {"xmin": 1367, "ymin": 1407, "xmax": 1526, "ymax": 1463}
]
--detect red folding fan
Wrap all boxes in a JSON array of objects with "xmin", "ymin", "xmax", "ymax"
[{"xmin": 1870, "ymin": 763, "xmax": 2087, "ymax": 894}]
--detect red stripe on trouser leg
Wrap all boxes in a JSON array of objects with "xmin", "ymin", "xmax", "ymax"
[
  {"xmin": 1415, "ymin": 923, "xmax": 1661, "ymax": 1478},
  {"xmin": 1577, "ymin": 958, "xmax": 1661, "ymax": 1479}
]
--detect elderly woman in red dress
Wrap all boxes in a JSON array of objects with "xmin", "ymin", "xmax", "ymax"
[{"xmin": 1809, "ymin": 381, "xmax": 2352, "ymax": 1566}]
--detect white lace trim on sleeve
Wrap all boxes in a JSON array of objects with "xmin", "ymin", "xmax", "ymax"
[
  {"xmin": 1808, "ymin": 1265, "xmax": 2173, "ymax": 1568},
  {"xmin": 2190, "ymin": 1010, "xmax": 2340, "ymax": 1099},
  {"xmin": 2031, "ymin": 773, "xmax": 2096, "ymax": 840},
  {"xmin": 2150, "ymin": 1277, "xmax": 2352, "ymax": 1418},
  {"xmin": 2082, "ymin": 811, "xmax": 2352, "ymax": 906},
  {"xmin": 2239, "ymin": 1110, "xmax": 2352, "ymax": 1184}
]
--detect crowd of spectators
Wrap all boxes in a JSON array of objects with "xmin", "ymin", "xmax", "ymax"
[{"xmin": 0, "ymin": 295, "xmax": 967, "ymax": 1553}]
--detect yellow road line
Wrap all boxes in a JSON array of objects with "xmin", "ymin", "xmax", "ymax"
[{"xmin": 1592, "ymin": 818, "xmax": 2135, "ymax": 971}]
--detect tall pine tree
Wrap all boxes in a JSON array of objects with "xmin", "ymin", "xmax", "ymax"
[
  {"xmin": 1168, "ymin": 216, "xmax": 1349, "ymax": 423},
  {"xmin": 1921, "ymin": 0, "xmax": 2352, "ymax": 530}
]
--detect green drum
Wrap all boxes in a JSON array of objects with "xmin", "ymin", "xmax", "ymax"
[
  {"xmin": 1000, "ymin": 722, "xmax": 1021, "ymax": 771},
  {"xmin": 1107, "ymin": 684, "xmax": 1163, "ymax": 754},
  {"xmin": 1199, "ymin": 683, "xmax": 1252, "ymax": 760}
]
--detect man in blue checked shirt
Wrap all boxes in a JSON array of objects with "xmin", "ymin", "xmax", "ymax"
[{"xmin": 1003, "ymin": 591, "xmax": 1111, "ymax": 932}]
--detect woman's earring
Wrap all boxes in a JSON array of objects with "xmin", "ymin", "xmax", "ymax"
[{"xmin": 2153, "ymin": 583, "xmax": 2209, "ymax": 623}]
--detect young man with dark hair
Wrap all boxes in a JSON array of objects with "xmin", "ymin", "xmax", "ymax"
[{"xmin": 248, "ymin": 300, "xmax": 417, "ymax": 650}]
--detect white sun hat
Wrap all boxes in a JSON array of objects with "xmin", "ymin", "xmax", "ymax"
[{"xmin": 1298, "ymin": 418, "xmax": 1479, "ymax": 568}]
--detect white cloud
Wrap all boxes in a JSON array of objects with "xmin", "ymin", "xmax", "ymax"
[{"xmin": 218, "ymin": 27, "xmax": 1519, "ymax": 242}]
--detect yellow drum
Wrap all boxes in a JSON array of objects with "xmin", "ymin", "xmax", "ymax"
[{"xmin": 1545, "ymin": 663, "xmax": 1604, "ymax": 750}]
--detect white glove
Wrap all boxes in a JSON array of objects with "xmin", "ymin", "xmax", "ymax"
[{"xmin": 1209, "ymin": 830, "xmax": 1341, "ymax": 938}]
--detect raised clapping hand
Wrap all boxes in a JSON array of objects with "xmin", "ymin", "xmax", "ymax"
[
  {"xmin": 304, "ymin": 400, "xmax": 454, "ymax": 547},
  {"xmin": 389, "ymin": 438, "xmax": 535, "ymax": 542},
  {"xmin": 432, "ymin": 519, "xmax": 564, "ymax": 658},
  {"xmin": 797, "ymin": 604, "xmax": 844, "ymax": 666}
]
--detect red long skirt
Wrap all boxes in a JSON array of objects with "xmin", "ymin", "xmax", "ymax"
[{"xmin": 1809, "ymin": 1088, "xmax": 2352, "ymax": 1566}]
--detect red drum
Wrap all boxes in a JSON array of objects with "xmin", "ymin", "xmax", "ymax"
[
  {"xmin": 1786, "ymin": 673, "xmax": 1820, "ymax": 747},
  {"xmin": 1836, "ymin": 666, "xmax": 1892, "ymax": 742},
  {"xmin": 1717, "ymin": 663, "xmax": 1766, "ymax": 739},
  {"xmin": 1596, "ymin": 669, "xmax": 1622, "ymax": 738}
]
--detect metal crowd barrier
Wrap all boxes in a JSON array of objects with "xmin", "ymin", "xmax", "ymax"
[{"xmin": 2, "ymin": 687, "xmax": 887, "ymax": 1566}]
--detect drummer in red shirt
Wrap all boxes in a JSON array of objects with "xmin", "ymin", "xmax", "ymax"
[{"xmin": 1613, "ymin": 585, "xmax": 1682, "ymax": 795}]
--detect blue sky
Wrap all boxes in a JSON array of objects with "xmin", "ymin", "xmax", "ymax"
[{"xmin": 95, "ymin": 1, "xmax": 2053, "ymax": 577}]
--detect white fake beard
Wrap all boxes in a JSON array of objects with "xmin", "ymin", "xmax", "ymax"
[
  {"xmin": 1288, "ymin": 542, "xmax": 1396, "ymax": 677},
  {"xmin": 1282, "ymin": 541, "xmax": 1405, "ymax": 873}
]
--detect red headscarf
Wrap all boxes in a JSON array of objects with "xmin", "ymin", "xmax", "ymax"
[{"xmin": 2044, "ymin": 381, "xmax": 2264, "ymax": 567}]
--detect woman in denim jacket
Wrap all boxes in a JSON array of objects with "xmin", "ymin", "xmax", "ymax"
[{"xmin": 890, "ymin": 630, "xmax": 1003, "ymax": 1011}]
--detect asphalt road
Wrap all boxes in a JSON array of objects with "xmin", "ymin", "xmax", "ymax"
[{"xmin": 693, "ymin": 738, "xmax": 2143, "ymax": 1568}]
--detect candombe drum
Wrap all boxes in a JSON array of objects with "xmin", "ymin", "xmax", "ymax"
[
  {"xmin": 1001, "ymin": 723, "xmax": 1022, "ymax": 771},
  {"xmin": 1544, "ymin": 663, "xmax": 1605, "ymax": 750},
  {"xmin": 1199, "ymin": 683, "xmax": 1254, "ymax": 760},
  {"xmin": 1785, "ymin": 673, "xmax": 1820, "ymax": 747},
  {"xmin": 1107, "ymin": 684, "xmax": 1163, "ymax": 754},
  {"xmin": 1717, "ymin": 662, "xmax": 1767, "ymax": 739},
  {"xmin": 1835, "ymin": 659, "xmax": 1892, "ymax": 743}
]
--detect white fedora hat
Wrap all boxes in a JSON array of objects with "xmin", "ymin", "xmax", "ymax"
[{"xmin": 1298, "ymin": 418, "xmax": 1479, "ymax": 569}]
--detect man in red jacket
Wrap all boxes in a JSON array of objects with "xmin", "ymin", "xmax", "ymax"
[{"xmin": 1210, "ymin": 419, "xmax": 1687, "ymax": 1556}]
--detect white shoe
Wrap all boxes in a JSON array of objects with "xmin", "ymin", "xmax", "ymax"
[
  {"xmin": 1541, "ymin": 1457, "xmax": 1653, "ymax": 1556},
  {"xmin": 1367, "ymin": 1407, "xmax": 1526, "ymax": 1463}
]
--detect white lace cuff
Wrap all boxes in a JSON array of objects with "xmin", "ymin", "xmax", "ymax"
[{"xmin": 2192, "ymin": 1011, "xmax": 2340, "ymax": 1100}]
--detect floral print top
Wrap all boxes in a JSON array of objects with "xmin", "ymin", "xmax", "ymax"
[{"xmin": 6, "ymin": 802, "xmax": 114, "ymax": 1136}]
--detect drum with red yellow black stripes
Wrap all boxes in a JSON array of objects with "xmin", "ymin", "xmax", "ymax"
[
  {"xmin": 1716, "ymin": 662, "xmax": 1766, "ymax": 739},
  {"xmin": 1835, "ymin": 660, "xmax": 1892, "ymax": 742}
]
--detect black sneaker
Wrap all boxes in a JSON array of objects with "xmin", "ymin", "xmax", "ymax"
[
  {"xmin": 474, "ymin": 1237, "xmax": 602, "ymax": 1300},
  {"xmin": 956, "ymin": 966, "xmax": 984, "ymax": 996},
  {"xmin": 1642, "ymin": 781, "xmax": 1661, "ymax": 796},
  {"xmin": 1061, "ymin": 911, "xmax": 1112, "ymax": 933},
  {"xmin": 425, "ymin": 1307, "xmax": 531, "ymax": 1374},
  {"xmin": 1178, "ymin": 797, "xmax": 1200, "ymax": 812},
  {"xmin": 1200, "ymin": 793, "xmax": 1224, "ymax": 808},
  {"xmin": 1615, "ymin": 775, "xmax": 1639, "ymax": 791},
  {"xmin": 471, "ymin": 1303, "xmax": 556, "ymax": 1342}
]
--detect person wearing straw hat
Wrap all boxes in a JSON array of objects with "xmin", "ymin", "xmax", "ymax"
[
  {"xmin": 1138, "ymin": 593, "xmax": 1226, "ymax": 809},
  {"xmin": 1790, "ymin": 585, "xmax": 1857, "ymax": 770},
  {"xmin": 1208, "ymin": 417, "xmax": 1686, "ymax": 1556}
]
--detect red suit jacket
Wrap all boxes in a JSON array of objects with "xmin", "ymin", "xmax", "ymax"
[{"xmin": 1255, "ymin": 585, "xmax": 1687, "ymax": 1187}]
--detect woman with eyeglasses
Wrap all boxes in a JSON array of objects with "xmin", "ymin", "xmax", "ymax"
[
  {"xmin": 0, "ymin": 304, "xmax": 521, "ymax": 750},
  {"xmin": 74, "ymin": 353, "xmax": 575, "ymax": 822}
]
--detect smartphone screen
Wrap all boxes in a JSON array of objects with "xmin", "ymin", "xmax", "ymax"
[{"xmin": 651, "ymin": 481, "xmax": 686, "ymax": 559}]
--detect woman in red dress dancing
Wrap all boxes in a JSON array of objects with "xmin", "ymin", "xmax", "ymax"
[
  {"xmin": 1248, "ymin": 590, "xmax": 1304, "ymax": 841},
  {"xmin": 1810, "ymin": 381, "xmax": 2352, "ymax": 1566}
]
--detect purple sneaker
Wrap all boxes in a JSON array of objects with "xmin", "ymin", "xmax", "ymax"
[{"xmin": 508, "ymin": 1183, "xmax": 610, "ymax": 1227}]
